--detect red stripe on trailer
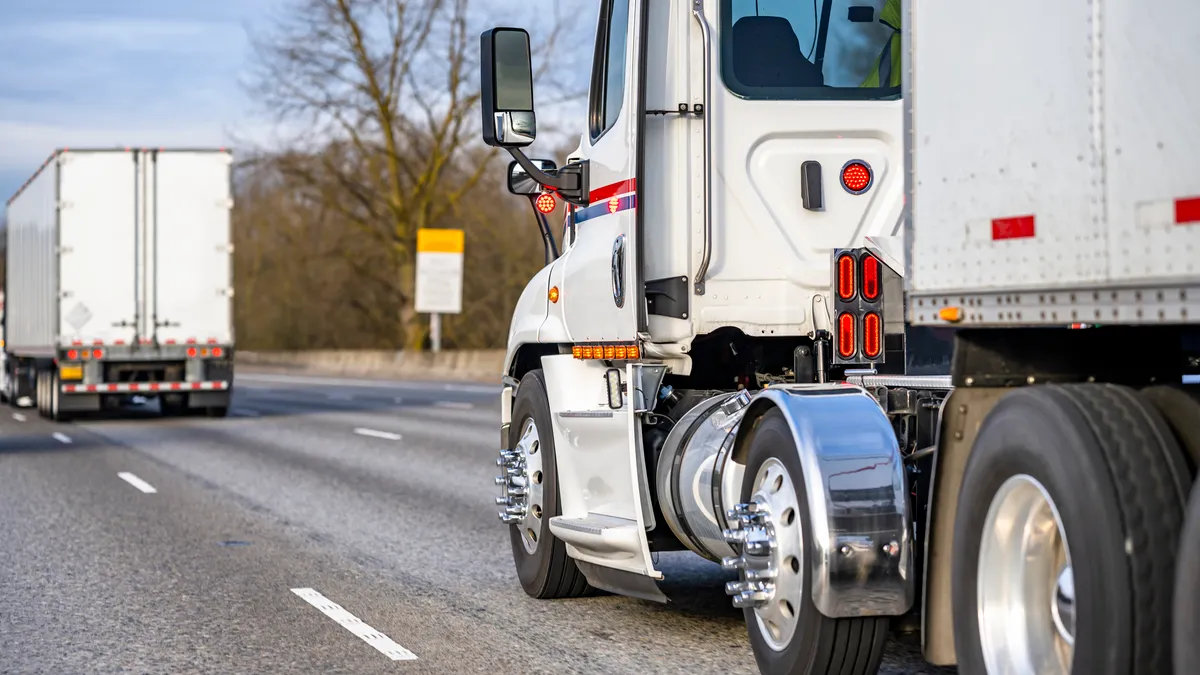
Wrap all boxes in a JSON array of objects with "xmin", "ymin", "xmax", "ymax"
[
  {"xmin": 86, "ymin": 385, "xmax": 97, "ymax": 393},
  {"xmin": 150, "ymin": 383, "xmax": 161, "ymax": 391},
  {"xmin": 207, "ymin": 338, "xmax": 218, "ymax": 345},
  {"xmin": 107, "ymin": 384, "xmax": 118, "ymax": 392},
  {"xmin": 1177, "ymin": 196, "xmax": 1200, "ymax": 225},
  {"xmin": 93, "ymin": 340, "xmax": 103, "ymax": 346},
  {"xmin": 64, "ymin": 385, "xmax": 77, "ymax": 393},
  {"xmin": 170, "ymin": 382, "xmax": 182, "ymax": 390},
  {"xmin": 166, "ymin": 339, "xmax": 177, "ymax": 345},
  {"xmin": 991, "ymin": 215, "xmax": 1036, "ymax": 240},
  {"xmin": 589, "ymin": 178, "xmax": 637, "ymax": 204},
  {"xmin": 186, "ymin": 338, "xmax": 197, "ymax": 345},
  {"xmin": 114, "ymin": 339, "xmax": 126, "ymax": 345}
]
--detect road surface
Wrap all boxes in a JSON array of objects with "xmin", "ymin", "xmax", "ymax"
[{"xmin": 0, "ymin": 371, "xmax": 955, "ymax": 674}]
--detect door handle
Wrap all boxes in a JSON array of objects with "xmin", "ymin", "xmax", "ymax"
[{"xmin": 611, "ymin": 235, "xmax": 626, "ymax": 309}]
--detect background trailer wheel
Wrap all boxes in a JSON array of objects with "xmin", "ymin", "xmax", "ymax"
[
  {"xmin": 1175, "ymin": 482, "xmax": 1200, "ymax": 675},
  {"xmin": 952, "ymin": 384, "xmax": 1190, "ymax": 675},
  {"xmin": 733, "ymin": 410, "xmax": 887, "ymax": 675},
  {"xmin": 498, "ymin": 369, "xmax": 592, "ymax": 599}
]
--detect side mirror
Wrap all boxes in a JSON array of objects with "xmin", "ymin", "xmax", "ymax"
[
  {"xmin": 508, "ymin": 159, "xmax": 556, "ymax": 196},
  {"xmin": 481, "ymin": 28, "xmax": 536, "ymax": 148}
]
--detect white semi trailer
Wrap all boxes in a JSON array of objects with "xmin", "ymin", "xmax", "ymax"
[
  {"xmin": 479, "ymin": 1, "xmax": 1200, "ymax": 673},
  {"xmin": 3, "ymin": 148, "xmax": 236, "ymax": 420}
]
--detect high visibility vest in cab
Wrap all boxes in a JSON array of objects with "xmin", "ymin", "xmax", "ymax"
[{"xmin": 861, "ymin": 0, "xmax": 902, "ymax": 89}]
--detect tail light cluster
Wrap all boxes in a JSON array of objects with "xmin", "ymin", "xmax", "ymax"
[{"xmin": 832, "ymin": 249, "xmax": 887, "ymax": 364}]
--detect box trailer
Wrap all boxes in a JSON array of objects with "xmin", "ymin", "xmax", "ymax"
[{"xmin": 3, "ymin": 148, "xmax": 235, "ymax": 420}]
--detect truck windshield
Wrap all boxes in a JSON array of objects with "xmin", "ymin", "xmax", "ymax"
[{"xmin": 719, "ymin": 0, "xmax": 902, "ymax": 101}]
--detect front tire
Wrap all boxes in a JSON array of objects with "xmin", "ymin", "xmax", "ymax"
[
  {"xmin": 737, "ymin": 410, "xmax": 888, "ymax": 675},
  {"xmin": 952, "ymin": 384, "xmax": 1189, "ymax": 675},
  {"xmin": 504, "ymin": 369, "xmax": 591, "ymax": 599}
]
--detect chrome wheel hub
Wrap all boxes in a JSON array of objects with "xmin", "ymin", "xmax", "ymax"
[
  {"xmin": 978, "ymin": 474, "xmax": 1074, "ymax": 674},
  {"xmin": 722, "ymin": 457, "xmax": 804, "ymax": 652},
  {"xmin": 494, "ymin": 417, "xmax": 544, "ymax": 554}
]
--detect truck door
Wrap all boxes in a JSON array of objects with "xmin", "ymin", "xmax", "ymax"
[
  {"xmin": 558, "ymin": 0, "xmax": 645, "ymax": 343},
  {"xmin": 148, "ymin": 151, "xmax": 234, "ymax": 346}
]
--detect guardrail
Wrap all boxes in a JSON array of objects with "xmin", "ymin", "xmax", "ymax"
[{"xmin": 235, "ymin": 350, "xmax": 505, "ymax": 383}]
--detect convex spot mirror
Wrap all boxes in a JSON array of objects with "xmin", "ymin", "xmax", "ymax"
[
  {"xmin": 508, "ymin": 159, "xmax": 556, "ymax": 196},
  {"xmin": 481, "ymin": 28, "xmax": 536, "ymax": 148}
]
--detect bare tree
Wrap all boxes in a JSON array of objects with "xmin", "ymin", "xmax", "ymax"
[{"xmin": 244, "ymin": 0, "xmax": 580, "ymax": 349}]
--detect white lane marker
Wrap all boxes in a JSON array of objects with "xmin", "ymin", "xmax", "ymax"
[
  {"xmin": 353, "ymin": 428, "xmax": 403, "ymax": 441},
  {"xmin": 12, "ymin": 413, "xmax": 26, "ymax": 422},
  {"xmin": 393, "ymin": 396, "xmax": 405, "ymax": 405},
  {"xmin": 52, "ymin": 432, "xmax": 73, "ymax": 444},
  {"xmin": 433, "ymin": 401, "xmax": 473, "ymax": 410},
  {"xmin": 290, "ymin": 588, "xmax": 417, "ymax": 661},
  {"xmin": 117, "ymin": 472, "xmax": 158, "ymax": 494}
]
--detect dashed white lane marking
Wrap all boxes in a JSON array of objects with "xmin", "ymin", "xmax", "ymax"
[
  {"xmin": 353, "ymin": 428, "xmax": 403, "ymax": 441},
  {"xmin": 52, "ymin": 432, "xmax": 72, "ymax": 444},
  {"xmin": 290, "ymin": 588, "xmax": 417, "ymax": 661},
  {"xmin": 433, "ymin": 401, "xmax": 473, "ymax": 410},
  {"xmin": 12, "ymin": 413, "xmax": 26, "ymax": 422},
  {"xmin": 117, "ymin": 472, "xmax": 158, "ymax": 494},
  {"xmin": 393, "ymin": 396, "xmax": 405, "ymax": 405}
]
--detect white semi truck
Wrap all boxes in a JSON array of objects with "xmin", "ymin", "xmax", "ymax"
[
  {"xmin": 3, "ymin": 148, "xmax": 236, "ymax": 421},
  {"xmin": 479, "ymin": 1, "xmax": 1200, "ymax": 674}
]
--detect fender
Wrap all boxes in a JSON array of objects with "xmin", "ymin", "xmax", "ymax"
[{"xmin": 730, "ymin": 383, "xmax": 915, "ymax": 619}]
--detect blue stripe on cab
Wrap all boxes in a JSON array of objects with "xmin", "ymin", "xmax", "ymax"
[{"xmin": 574, "ymin": 194, "xmax": 637, "ymax": 224}]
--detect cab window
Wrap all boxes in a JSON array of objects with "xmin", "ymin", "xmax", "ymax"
[
  {"xmin": 589, "ymin": 0, "xmax": 632, "ymax": 139},
  {"xmin": 720, "ymin": 0, "xmax": 902, "ymax": 101}
]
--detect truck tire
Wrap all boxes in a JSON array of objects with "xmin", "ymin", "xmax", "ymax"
[
  {"xmin": 49, "ymin": 372, "xmax": 70, "ymax": 423},
  {"xmin": 505, "ymin": 369, "xmax": 592, "ymax": 599},
  {"xmin": 1175, "ymin": 481, "xmax": 1200, "ymax": 675},
  {"xmin": 1139, "ymin": 385, "xmax": 1200, "ymax": 475},
  {"xmin": 952, "ymin": 384, "xmax": 1189, "ymax": 675},
  {"xmin": 737, "ymin": 409, "xmax": 888, "ymax": 675},
  {"xmin": 36, "ymin": 371, "xmax": 47, "ymax": 418}
]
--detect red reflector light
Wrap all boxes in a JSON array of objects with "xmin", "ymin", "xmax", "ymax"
[
  {"xmin": 861, "ymin": 255, "xmax": 881, "ymax": 302},
  {"xmin": 837, "ymin": 313, "xmax": 856, "ymax": 359},
  {"xmin": 93, "ymin": 348, "xmax": 104, "ymax": 359},
  {"xmin": 836, "ymin": 254, "xmax": 856, "ymax": 301},
  {"xmin": 535, "ymin": 193, "xmax": 557, "ymax": 214},
  {"xmin": 67, "ymin": 349, "xmax": 78, "ymax": 360},
  {"xmin": 841, "ymin": 162, "xmax": 873, "ymax": 194},
  {"xmin": 187, "ymin": 347, "xmax": 198, "ymax": 358},
  {"xmin": 212, "ymin": 347, "xmax": 224, "ymax": 358},
  {"xmin": 863, "ymin": 312, "xmax": 882, "ymax": 359},
  {"xmin": 1177, "ymin": 196, "xmax": 1200, "ymax": 224}
]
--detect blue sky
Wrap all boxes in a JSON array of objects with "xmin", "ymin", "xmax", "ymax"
[{"xmin": 0, "ymin": 0, "xmax": 592, "ymax": 201}]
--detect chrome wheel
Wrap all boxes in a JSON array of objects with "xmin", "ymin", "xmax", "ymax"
[
  {"xmin": 723, "ymin": 457, "xmax": 804, "ymax": 652},
  {"xmin": 978, "ymin": 474, "xmax": 1074, "ymax": 675},
  {"xmin": 495, "ymin": 417, "xmax": 545, "ymax": 554}
]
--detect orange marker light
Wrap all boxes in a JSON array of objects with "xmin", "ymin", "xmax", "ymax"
[
  {"xmin": 548, "ymin": 286, "xmax": 560, "ymax": 303},
  {"xmin": 608, "ymin": 197, "xmax": 620, "ymax": 214},
  {"xmin": 572, "ymin": 345, "xmax": 584, "ymax": 359},
  {"xmin": 939, "ymin": 307, "xmax": 964, "ymax": 323}
]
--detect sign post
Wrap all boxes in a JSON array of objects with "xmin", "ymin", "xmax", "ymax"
[{"xmin": 414, "ymin": 228, "xmax": 465, "ymax": 353}]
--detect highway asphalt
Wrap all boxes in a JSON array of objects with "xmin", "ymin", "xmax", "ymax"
[{"xmin": 0, "ymin": 371, "xmax": 955, "ymax": 674}]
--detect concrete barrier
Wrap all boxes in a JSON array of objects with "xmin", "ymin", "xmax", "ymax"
[{"xmin": 236, "ymin": 349, "xmax": 505, "ymax": 383}]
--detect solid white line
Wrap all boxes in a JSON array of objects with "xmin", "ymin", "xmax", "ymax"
[
  {"xmin": 290, "ymin": 588, "xmax": 417, "ymax": 661},
  {"xmin": 117, "ymin": 472, "xmax": 158, "ymax": 494},
  {"xmin": 52, "ymin": 432, "xmax": 72, "ymax": 444},
  {"xmin": 433, "ymin": 401, "xmax": 473, "ymax": 410},
  {"xmin": 12, "ymin": 413, "xmax": 26, "ymax": 422},
  {"xmin": 237, "ymin": 372, "xmax": 497, "ymax": 394},
  {"xmin": 353, "ymin": 428, "xmax": 403, "ymax": 441}
]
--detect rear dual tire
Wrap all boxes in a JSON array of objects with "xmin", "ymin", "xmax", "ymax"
[{"xmin": 952, "ymin": 384, "xmax": 1190, "ymax": 675}]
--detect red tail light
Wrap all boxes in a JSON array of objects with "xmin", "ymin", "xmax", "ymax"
[
  {"xmin": 212, "ymin": 347, "xmax": 224, "ymax": 358},
  {"xmin": 836, "ymin": 254, "xmax": 856, "ymax": 301},
  {"xmin": 93, "ymin": 348, "xmax": 104, "ymax": 359},
  {"xmin": 67, "ymin": 349, "xmax": 79, "ymax": 360},
  {"xmin": 861, "ymin": 255, "xmax": 881, "ymax": 302},
  {"xmin": 837, "ymin": 313, "xmax": 856, "ymax": 359},
  {"xmin": 863, "ymin": 312, "xmax": 882, "ymax": 359},
  {"xmin": 187, "ymin": 347, "xmax": 198, "ymax": 358}
]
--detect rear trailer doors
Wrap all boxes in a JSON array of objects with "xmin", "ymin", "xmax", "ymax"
[{"xmin": 150, "ymin": 151, "xmax": 234, "ymax": 346}]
